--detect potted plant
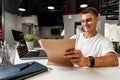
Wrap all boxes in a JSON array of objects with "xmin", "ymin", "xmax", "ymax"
[{"xmin": 24, "ymin": 34, "xmax": 39, "ymax": 50}]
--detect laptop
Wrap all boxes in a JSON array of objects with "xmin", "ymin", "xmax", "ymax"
[{"xmin": 11, "ymin": 29, "xmax": 47, "ymax": 60}]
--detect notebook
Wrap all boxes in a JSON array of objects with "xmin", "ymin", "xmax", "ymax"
[
  {"xmin": 11, "ymin": 29, "xmax": 47, "ymax": 60},
  {"xmin": 39, "ymin": 39, "xmax": 76, "ymax": 67},
  {"xmin": 0, "ymin": 61, "xmax": 48, "ymax": 80}
]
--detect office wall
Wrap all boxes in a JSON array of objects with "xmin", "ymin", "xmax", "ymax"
[
  {"xmin": 4, "ymin": 12, "xmax": 23, "ymax": 46},
  {"xmin": 4, "ymin": 12, "xmax": 17, "ymax": 46},
  {"xmin": 104, "ymin": 20, "xmax": 120, "ymax": 45},
  {"xmin": 63, "ymin": 14, "xmax": 81, "ymax": 38}
]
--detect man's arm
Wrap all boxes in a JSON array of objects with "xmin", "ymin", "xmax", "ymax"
[
  {"xmin": 64, "ymin": 50, "xmax": 119, "ymax": 67},
  {"xmin": 94, "ymin": 52, "xmax": 119, "ymax": 67}
]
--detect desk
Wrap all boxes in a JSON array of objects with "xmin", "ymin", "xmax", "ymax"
[{"xmin": 14, "ymin": 52, "xmax": 120, "ymax": 80}]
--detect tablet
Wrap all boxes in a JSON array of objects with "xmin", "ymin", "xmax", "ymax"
[{"xmin": 39, "ymin": 39, "xmax": 76, "ymax": 67}]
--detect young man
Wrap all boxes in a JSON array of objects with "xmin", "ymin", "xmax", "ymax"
[{"xmin": 64, "ymin": 7, "xmax": 119, "ymax": 67}]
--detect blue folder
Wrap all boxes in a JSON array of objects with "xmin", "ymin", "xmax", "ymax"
[{"xmin": 0, "ymin": 61, "xmax": 48, "ymax": 80}]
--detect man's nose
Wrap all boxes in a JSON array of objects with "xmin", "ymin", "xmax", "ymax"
[{"xmin": 83, "ymin": 21, "xmax": 88, "ymax": 26}]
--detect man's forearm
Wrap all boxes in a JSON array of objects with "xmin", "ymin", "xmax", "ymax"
[{"xmin": 94, "ymin": 52, "xmax": 119, "ymax": 67}]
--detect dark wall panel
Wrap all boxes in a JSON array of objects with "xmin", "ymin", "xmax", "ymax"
[
  {"xmin": 5, "ymin": 0, "xmax": 21, "ymax": 15},
  {"xmin": 0, "ymin": 0, "xmax": 1, "ymax": 15}
]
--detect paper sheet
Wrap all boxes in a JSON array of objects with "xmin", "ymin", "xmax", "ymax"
[{"xmin": 39, "ymin": 39, "xmax": 76, "ymax": 67}]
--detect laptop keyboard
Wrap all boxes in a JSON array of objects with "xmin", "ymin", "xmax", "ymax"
[
  {"xmin": 38, "ymin": 50, "xmax": 48, "ymax": 57},
  {"xmin": 23, "ymin": 50, "xmax": 47, "ymax": 58}
]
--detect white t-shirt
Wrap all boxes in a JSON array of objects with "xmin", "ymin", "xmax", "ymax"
[{"xmin": 75, "ymin": 33, "xmax": 116, "ymax": 57}]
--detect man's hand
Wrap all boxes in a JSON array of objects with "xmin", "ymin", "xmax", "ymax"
[{"xmin": 64, "ymin": 49, "xmax": 90, "ymax": 67}]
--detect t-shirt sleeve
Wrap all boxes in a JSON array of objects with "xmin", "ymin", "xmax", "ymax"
[
  {"xmin": 101, "ymin": 38, "xmax": 117, "ymax": 56},
  {"xmin": 70, "ymin": 35, "xmax": 77, "ymax": 39}
]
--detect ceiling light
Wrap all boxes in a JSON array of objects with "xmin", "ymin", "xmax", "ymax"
[
  {"xmin": 18, "ymin": 8, "xmax": 26, "ymax": 11},
  {"xmin": 80, "ymin": 4, "xmax": 88, "ymax": 8},
  {"xmin": 47, "ymin": 6, "xmax": 55, "ymax": 10},
  {"xmin": 18, "ymin": 2, "xmax": 26, "ymax": 11}
]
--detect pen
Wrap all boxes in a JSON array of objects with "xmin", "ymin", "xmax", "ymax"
[{"xmin": 19, "ymin": 62, "xmax": 35, "ymax": 71}]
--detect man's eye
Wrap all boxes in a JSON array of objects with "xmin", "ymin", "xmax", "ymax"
[
  {"xmin": 81, "ymin": 21, "xmax": 84, "ymax": 23},
  {"xmin": 86, "ymin": 19, "xmax": 92, "ymax": 22},
  {"xmin": 81, "ymin": 18, "xmax": 92, "ymax": 23}
]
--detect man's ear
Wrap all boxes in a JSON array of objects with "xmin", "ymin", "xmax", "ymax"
[{"xmin": 96, "ymin": 17, "xmax": 99, "ymax": 22}]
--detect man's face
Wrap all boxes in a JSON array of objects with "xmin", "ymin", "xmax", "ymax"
[{"xmin": 81, "ymin": 13, "xmax": 99, "ymax": 33}]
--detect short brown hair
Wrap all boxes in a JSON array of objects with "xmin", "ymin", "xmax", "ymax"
[{"xmin": 81, "ymin": 7, "xmax": 98, "ymax": 17}]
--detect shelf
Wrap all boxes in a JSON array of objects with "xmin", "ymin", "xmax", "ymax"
[
  {"xmin": 100, "ymin": 0, "xmax": 119, "ymax": 20},
  {"xmin": 102, "ymin": 1, "xmax": 118, "ymax": 7},
  {"xmin": 106, "ymin": 15, "xmax": 119, "ymax": 20}
]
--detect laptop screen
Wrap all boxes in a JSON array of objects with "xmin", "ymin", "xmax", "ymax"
[{"xmin": 11, "ymin": 30, "xmax": 28, "ymax": 57}]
